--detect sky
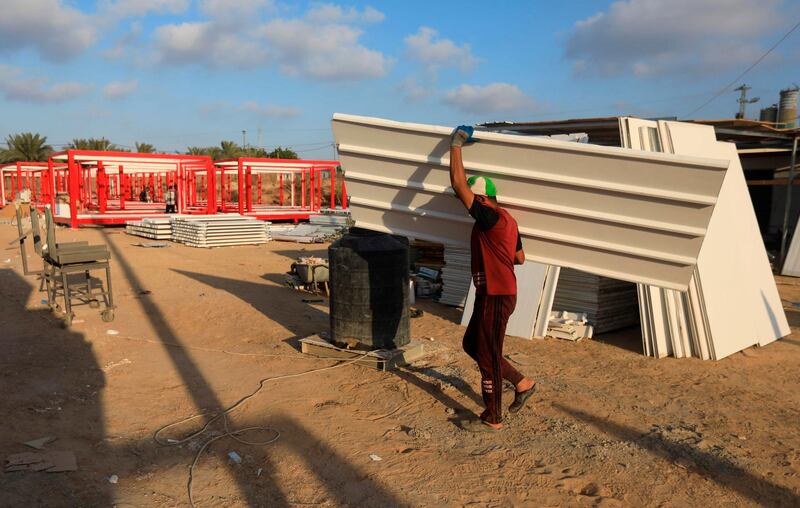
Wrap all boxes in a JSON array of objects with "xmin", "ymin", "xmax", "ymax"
[{"xmin": 0, "ymin": 0, "xmax": 799, "ymax": 158}]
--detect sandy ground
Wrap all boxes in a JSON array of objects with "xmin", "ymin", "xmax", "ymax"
[{"xmin": 1, "ymin": 222, "xmax": 800, "ymax": 508}]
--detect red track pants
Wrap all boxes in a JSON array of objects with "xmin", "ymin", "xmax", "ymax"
[{"xmin": 462, "ymin": 294, "xmax": 524, "ymax": 424}]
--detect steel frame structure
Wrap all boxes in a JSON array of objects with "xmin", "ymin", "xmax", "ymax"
[
  {"xmin": 1, "ymin": 162, "xmax": 66, "ymax": 208},
  {"xmin": 48, "ymin": 150, "xmax": 215, "ymax": 228},
  {"xmin": 213, "ymin": 158, "xmax": 345, "ymax": 221}
]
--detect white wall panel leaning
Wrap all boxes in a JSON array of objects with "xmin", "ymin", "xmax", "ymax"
[
  {"xmin": 331, "ymin": 113, "xmax": 788, "ymax": 359},
  {"xmin": 460, "ymin": 261, "xmax": 558, "ymax": 340},
  {"xmin": 332, "ymin": 113, "xmax": 729, "ymax": 291},
  {"xmin": 620, "ymin": 117, "xmax": 789, "ymax": 359}
]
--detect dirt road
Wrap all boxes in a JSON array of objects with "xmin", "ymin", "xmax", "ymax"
[{"xmin": 1, "ymin": 223, "xmax": 799, "ymax": 507}]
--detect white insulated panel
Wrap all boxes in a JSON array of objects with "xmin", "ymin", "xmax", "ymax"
[
  {"xmin": 332, "ymin": 113, "xmax": 729, "ymax": 291},
  {"xmin": 658, "ymin": 120, "xmax": 790, "ymax": 357}
]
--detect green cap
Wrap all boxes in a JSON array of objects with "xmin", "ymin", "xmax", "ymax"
[{"xmin": 467, "ymin": 175, "xmax": 497, "ymax": 197}]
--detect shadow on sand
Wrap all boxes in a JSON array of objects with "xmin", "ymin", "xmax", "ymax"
[
  {"xmin": 0, "ymin": 268, "xmax": 111, "ymax": 506},
  {"xmin": 555, "ymin": 402, "xmax": 800, "ymax": 507}
]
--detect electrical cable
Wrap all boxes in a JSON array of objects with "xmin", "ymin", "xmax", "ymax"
[
  {"xmin": 684, "ymin": 19, "xmax": 800, "ymax": 118},
  {"xmin": 141, "ymin": 334, "xmax": 378, "ymax": 508},
  {"xmin": 106, "ymin": 333, "xmax": 351, "ymax": 360}
]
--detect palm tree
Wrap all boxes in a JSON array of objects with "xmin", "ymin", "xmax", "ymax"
[
  {"xmin": 217, "ymin": 140, "xmax": 241, "ymax": 160},
  {"xmin": 135, "ymin": 142, "xmax": 156, "ymax": 153},
  {"xmin": 69, "ymin": 138, "xmax": 125, "ymax": 151},
  {"xmin": 2, "ymin": 132, "xmax": 52, "ymax": 162},
  {"xmin": 186, "ymin": 146, "xmax": 209, "ymax": 156}
]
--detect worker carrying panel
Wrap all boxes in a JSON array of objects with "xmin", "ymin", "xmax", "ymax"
[{"xmin": 331, "ymin": 113, "xmax": 730, "ymax": 291}]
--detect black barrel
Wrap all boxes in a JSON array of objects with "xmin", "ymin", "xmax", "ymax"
[{"xmin": 329, "ymin": 229, "xmax": 410, "ymax": 349}]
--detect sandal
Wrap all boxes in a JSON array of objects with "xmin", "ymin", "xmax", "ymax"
[
  {"xmin": 508, "ymin": 383, "xmax": 537, "ymax": 413},
  {"xmin": 462, "ymin": 419, "xmax": 503, "ymax": 433}
]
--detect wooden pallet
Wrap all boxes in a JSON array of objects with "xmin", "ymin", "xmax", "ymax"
[{"xmin": 299, "ymin": 335, "xmax": 427, "ymax": 371}]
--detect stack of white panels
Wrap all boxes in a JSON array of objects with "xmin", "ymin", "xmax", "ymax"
[
  {"xmin": 171, "ymin": 215, "xmax": 268, "ymax": 248},
  {"xmin": 620, "ymin": 117, "xmax": 789, "ymax": 359},
  {"xmin": 438, "ymin": 246, "xmax": 471, "ymax": 307},
  {"xmin": 332, "ymin": 113, "xmax": 729, "ymax": 291},
  {"xmin": 551, "ymin": 268, "xmax": 639, "ymax": 334},
  {"xmin": 125, "ymin": 218, "xmax": 173, "ymax": 240}
]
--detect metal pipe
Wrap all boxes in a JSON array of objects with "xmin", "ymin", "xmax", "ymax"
[{"xmin": 780, "ymin": 136, "xmax": 799, "ymax": 269}]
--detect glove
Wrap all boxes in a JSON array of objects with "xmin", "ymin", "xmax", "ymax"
[{"xmin": 451, "ymin": 125, "xmax": 475, "ymax": 148}]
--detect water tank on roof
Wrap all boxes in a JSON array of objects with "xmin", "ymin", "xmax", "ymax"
[
  {"xmin": 760, "ymin": 104, "xmax": 778, "ymax": 123},
  {"xmin": 778, "ymin": 86, "xmax": 798, "ymax": 128},
  {"xmin": 329, "ymin": 229, "xmax": 410, "ymax": 349}
]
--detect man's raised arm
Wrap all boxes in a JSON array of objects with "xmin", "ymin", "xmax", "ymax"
[{"xmin": 450, "ymin": 126, "xmax": 475, "ymax": 210}]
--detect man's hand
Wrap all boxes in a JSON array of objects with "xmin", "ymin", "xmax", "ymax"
[
  {"xmin": 451, "ymin": 125, "xmax": 475, "ymax": 148},
  {"xmin": 450, "ymin": 129, "xmax": 474, "ymax": 209}
]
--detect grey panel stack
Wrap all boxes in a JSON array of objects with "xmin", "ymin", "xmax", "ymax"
[
  {"xmin": 309, "ymin": 213, "xmax": 350, "ymax": 227},
  {"xmin": 438, "ymin": 246, "xmax": 472, "ymax": 307},
  {"xmin": 551, "ymin": 268, "xmax": 639, "ymax": 334},
  {"xmin": 171, "ymin": 215, "xmax": 268, "ymax": 248},
  {"xmin": 268, "ymin": 223, "xmax": 347, "ymax": 243},
  {"xmin": 125, "ymin": 218, "xmax": 173, "ymax": 240}
]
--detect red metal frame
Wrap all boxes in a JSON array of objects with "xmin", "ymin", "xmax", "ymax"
[
  {"xmin": 1, "ymin": 162, "xmax": 67, "ymax": 208},
  {"xmin": 48, "ymin": 150, "xmax": 215, "ymax": 228},
  {"xmin": 213, "ymin": 158, "xmax": 344, "ymax": 221}
]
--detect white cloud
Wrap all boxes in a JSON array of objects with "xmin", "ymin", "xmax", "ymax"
[
  {"xmin": 0, "ymin": 0, "xmax": 96, "ymax": 61},
  {"xmin": 442, "ymin": 83, "xmax": 537, "ymax": 115},
  {"xmin": 103, "ymin": 22, "xmax": 143, "ymax": 60},
  {"xmin": 565, "ymin": 0, "xmax": 788, "ymax": 77},
  {"xmin": 0, "ymin": 65, "xmax": 93, "ymax": 103},
  {"xmin": 199, "ymin": 0, "xmax": 273, "ymax": 20},
  {"xmin": 396, "ymin": 77, "xmax": 430, "ymax": 101},
  {"xmin": 404, "ymin": 27, "xmax": 478, "ymax": 74},
  {"xmin": 153, "ymin": 22, "xmax": 269, "ymax": 67},
  {"xmin": 151, "ymin": 3, "xmax": 387, "ymax": 79},
  {"xmin": 103, "ymin": 80, "xmax": 139, "ymax": 99},
  {"xmin": 100, "ymin": 0, "xmax": 189, "ymax": 19},
  {"xmin": 306, "ymin": 4, "xmax": 384, "ymax": 24},
  {"xmin": 240, "ymin": 101, "xmax": 301, "ymax": 118},
  {"xmin": 260, "ymin": 19, "xmax": 389, "ymax": 80}
]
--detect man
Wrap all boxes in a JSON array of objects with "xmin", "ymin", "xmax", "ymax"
[
  {"xmin": 165, "ymin": 184, "xmax": 177, "ymax": 213},
  {"xmin": 450, "ymin": 125, "xmax": 537, "ymax": 432}
]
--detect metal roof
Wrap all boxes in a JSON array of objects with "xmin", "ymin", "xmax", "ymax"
[{"xmin": 479, "ymin": 116, "xmax": 800, "ymax": 148}]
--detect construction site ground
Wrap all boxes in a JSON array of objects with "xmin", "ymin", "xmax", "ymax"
[{"xmin": 1, "ymin": 223, "xmax": 799, "ymax": 508}]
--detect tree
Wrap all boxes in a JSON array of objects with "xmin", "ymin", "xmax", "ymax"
[
  {"xmin": 69, "ymin": 138, "xmax": 126, "ymax": 151},
  {"xmin": 217, "ymin": 140, "xmax": 241, "ymax": 160},
  {"xmin": 135, "ymin": 142, "xmax": 156, "ymax": 153},
  {"xmin": 184, "ymin": 142, "xmax": 297, "ymax": 160},
  {"xmin": 268, "ymin": 146, "xmax": 298, "ymax": 159},
  {"xmin": 2, "ymin": 132, "xmax": 52, "ymax": 162},
  {"xmin": 186, "ymin": 146, "xmax": 210, "ymax": 156},
  {"xmin": 241, "ymin": 146, "xmax": 268, "ymax": 158}
]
